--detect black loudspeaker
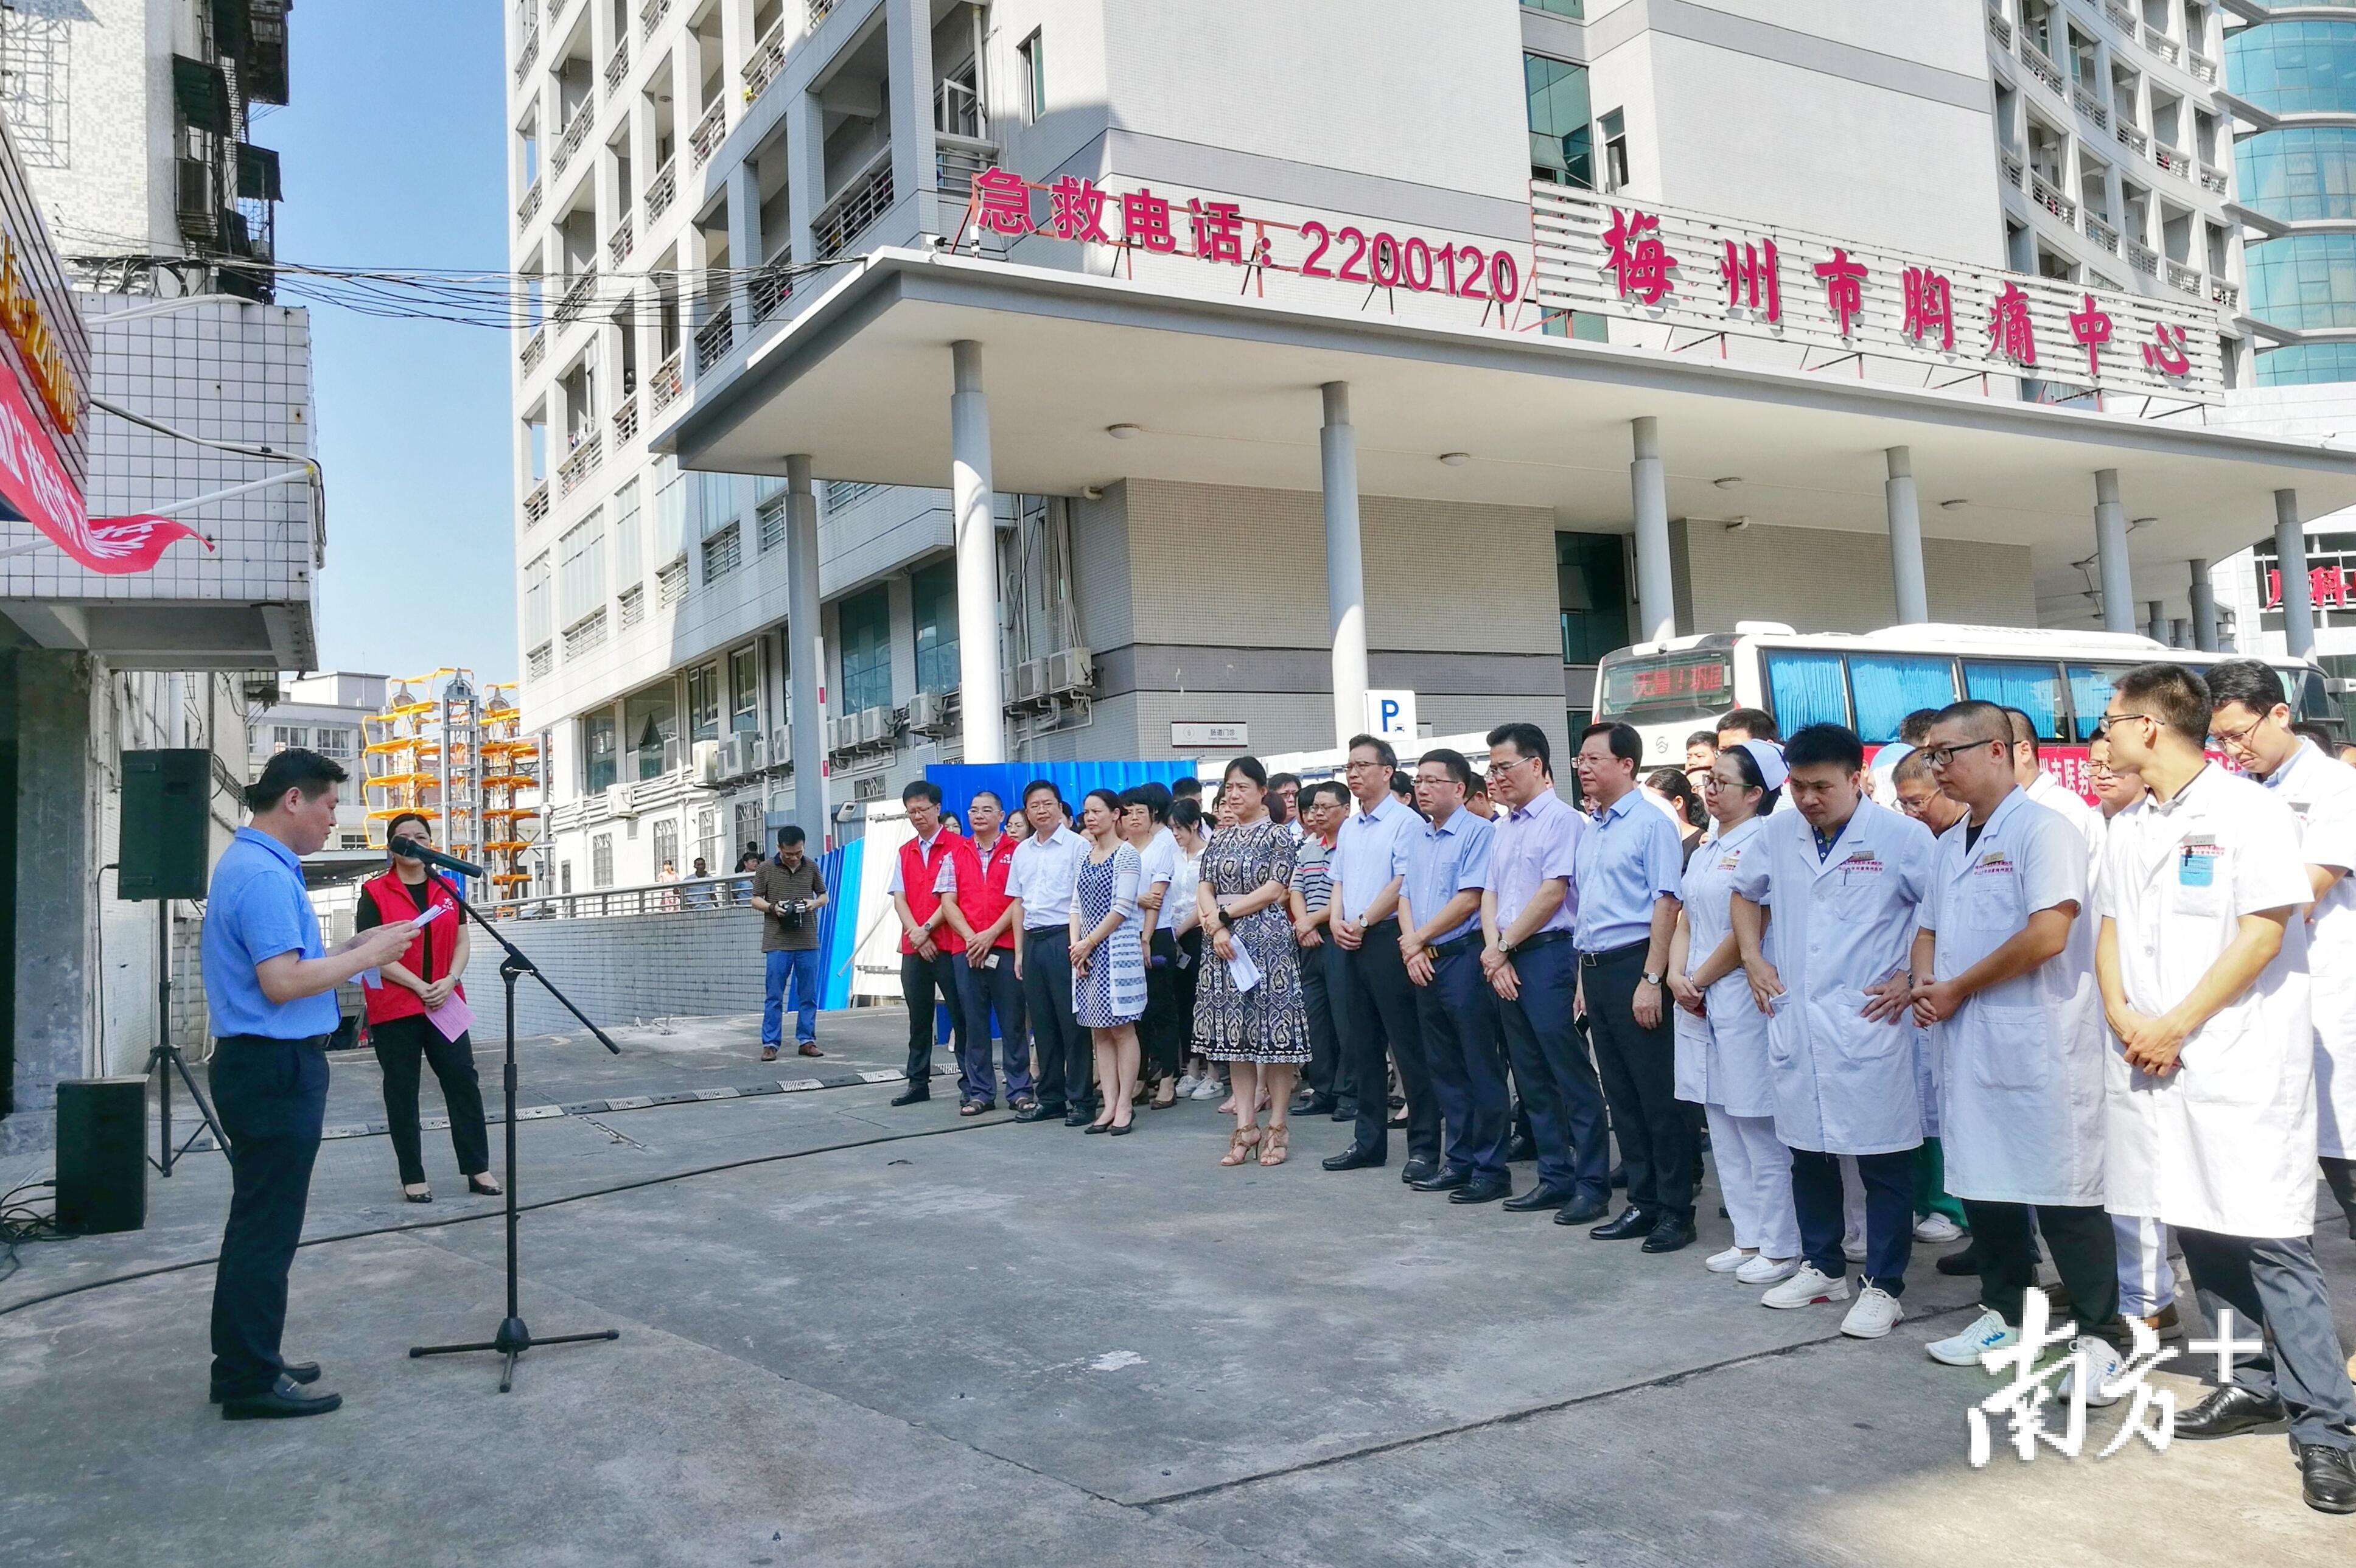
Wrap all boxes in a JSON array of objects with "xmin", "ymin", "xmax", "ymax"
[
  {"xmin": 56, "ymin": 1078, "xmax": 148, "ymax": 1235},
  {"xmin": 119, "ymin": 748, "xmax": 211, "ymax": 901}
]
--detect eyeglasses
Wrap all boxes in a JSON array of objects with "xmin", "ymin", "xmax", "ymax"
[
  {"xmin": 2092, "ymin": 713, "xmax": 2153, "ymax": 739},
  {"xmin": 1919, "ymin": 737, "xmax": 2005, "ymax": 769},
  {"xmin": 1485, "ymin": 755, "xmax": 1539, "ymax": 779},
  {"xmin": 2207, "ymin": 713, "xmax": 2270, "ymax": 750},
  {"xmin": 1344, "ymin": 758, "xmax": 1388, "ymax": 775}
]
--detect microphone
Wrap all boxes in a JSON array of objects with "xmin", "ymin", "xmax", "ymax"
[{"xmin": 390, "ymin": 837, "xmax": 486, "ymax": 879}]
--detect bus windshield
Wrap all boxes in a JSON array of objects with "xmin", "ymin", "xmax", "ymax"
[{"xmin": 1595, "ymin": 648, "xmax": 1736, "ymax": 721}]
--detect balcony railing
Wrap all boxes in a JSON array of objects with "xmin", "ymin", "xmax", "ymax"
[
  {"xmin": 1987, "ymin": 5, "xmax": 2011, "ymax": 49},
  {"xmin": 649, "ymin": 347, "xmax": 685, "ymax": 416},
  {"xmin": 2126, "ymin": 238, "xmax": 2159, "ymax": 276},
  {"xmin": 2187, "ymin": 48, "xmax": 2217, "ymax": 85},
  {"xmin": 640, "ymin": 0, "xmax": 670, "ymax": 39},
  {"xmin": 612, "ymin": 393, "xmax": 640, "ymax": 447},
  {"xmin": 2198, "ymin": 165, "xmax": 2229, "ymax": 195},
  {"xmin": 935, "ymin": 134, "xmax": 997, "ymax": 200},
  {"xmin": 2071, "ymin": 83, "xmax": 2109, "ymax": 130},
  {"xmin": 2030, "ymin": 169, "xmax": 2075, "ymax": 223},
  {"xmin": 744, "ymin": 15, "xmax": 791, "ymax": 102},
  {"xmin": 608, "ymin": 212, "xmax": 634, "ymax": 267},
  {"xmin": 524, "ymin": 479, "xmax": 551, "ymax": 528},
  {"xmin": 688, "ymin": 98, "xmax": 728, "ymax": 170},
  {"xmin": 604, "ymin": 37, "xmax": 629, "ymax": 97},
  {"xmin": 2116, "ymin": 120, "xmax": 2148, "ymax": 158},
  {"xmin": 814, "ymin": 148, "xmax": 894, "ymax": 260},
  {"xmin": 2083, "ymin": 212, "xmax": 2120, "ymax": 253},
  {"xmin": 558, "ymin": 430, "xmax": 603, "ymax": 495},
  {"xmin": 2000, "ymin": 145, "xmax": 2024, "ymax": 189},
  {"xmin": 749, "ymin": 264, "xmax": 791, "ymax": 323},
  {"xmin": 551, "ymin": 106, "xmax": 593, "ymax": 177},
  {"xmin": 809, "ymin": 0, "xmax": 841, "ymax": 27},
  {"xmin": 2163, "ymin": 258, "xmax": 2203, "ymax": 297},
  {"xmin": 646, "ymin": 157, "xmax": 677, "ymax": 219},
  {"xmin": 554, "ymin": 264, "xmax": 598, "ymax": 322},
  {"xmin": 520, "ymin": 873, "xmax": 761, "ymax": 921},
  {"xmin": 2211, "ymin": 278, "xmax": 2240, "ymax": 310},
  {"xmin": 694, "ymin": 304, "xmax": 735, "ymax": 372},
  {"xmin": 2152, "ymin": 142, "xmax": 2192, "ymax": 181},
  {"xmin": 514, "ymin": 23, "xmax": 540, "ymax": 83},
  {"xmin": 2103, "ymin": 2, "xmax": 2136, "ymax": 33},
  {"xmin": 2143, "ymin": 26, "xmax": 2179, "ymax": 68},
  {"xmin": 517, "ymin": 176, "xmax": 542, "ymax": 230},
  {"xmin": 2021, "ymin": 42, "xmax": 2067, "ymax": 97},
  {"xmin": 519, "ymin": 324, "xmax": 545, "ymax": 372}
]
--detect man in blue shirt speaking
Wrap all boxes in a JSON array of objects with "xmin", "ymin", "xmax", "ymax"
[{"xmin": 203, "ymin": 748, "xmax": 417, "ymax": 1418}]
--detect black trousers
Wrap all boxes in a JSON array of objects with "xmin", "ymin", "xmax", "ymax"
[
  {"xmin": 1172, "ymin": 927, "xmax": 1204, "ymax": 1061},
  {"xmin": 1342, "ymin": 919, "xmax": 1438, "ymax": 1162},
  {"xmin": 1022, "ymin": 929, "xmax": 1092, "ymax": 1113},
  {"xmin": 371, "ymin": 1013, "xmax": 490, "ymax": 1186},
  {"xmin": 901, "ymin": 947, "xmax": 970, "ymax": 1090},
  {"xmin": 1582, "ymin": 942, "xmax": 1693, "ymax": 1221},
  {"xmin": 1962, "ymin": 1199, "xmax": 2124, "ymax": 1345},
  {"xmin": 1299, "ymin": 936, "xmax": 1341, "ymax": 1099},
  {"xmin": 207, "ymin": 1033, "xmax": 329, "ymax": 1400},
  {"xmin": 1141, "ymin": 929, "xmax": 1184, "ymax": 1081}
]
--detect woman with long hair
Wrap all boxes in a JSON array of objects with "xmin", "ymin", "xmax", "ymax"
[
  {"xmin": 1070, "ymin": 787, "xmax": 1147, "ymax": 1134},
  {"xmin": 357, "ymin": 812, "xmax": 498, "ymax": 1203},
  {"xmin": 1192, "ymin": 757, "xmax": 1313, "ymax": 1166}
]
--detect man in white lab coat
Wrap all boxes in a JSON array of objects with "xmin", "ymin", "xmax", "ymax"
[
  {"xmin": 2002, "ymin": 705, "xmax": 2101, "ymax": 851},
  {"xmin": 1906, "ymin": 701, "xmax": 2121, "ymax": 1385},
  {"xmin": 1731, "ymin": 723, "xmax": 1936, "ymax": 1340},
  {"xmin": 2096, "ymin": 663, "xmax": 2356, "ymax": 1513},
  {"xmin": 2207, "ymin": 658, "xmax": 2356, "ymax": 1244}
]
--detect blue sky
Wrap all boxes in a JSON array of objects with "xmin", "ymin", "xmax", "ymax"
[{"xmin": 270, "ymin": 1, "xmax": 515, "ymax": 683}]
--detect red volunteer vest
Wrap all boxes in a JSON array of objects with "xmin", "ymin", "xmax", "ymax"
[
  {"xmin": 896, "ymin": 831, "xmax": 981, "ymax": 953},
  {"xmin": 359, "ymin": 868, "xmax": 465, "ymax": 1025},
  {"xmin": 966, "ymin": 834, "xmax": 1019, "ymax": 950}
]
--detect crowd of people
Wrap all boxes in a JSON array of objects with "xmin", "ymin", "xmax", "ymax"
[{"xmin": 734, "ymin": 656, "xmax": 2356, "ymax": 1510}]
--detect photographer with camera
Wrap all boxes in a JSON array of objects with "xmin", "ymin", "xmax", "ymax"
[{"xmin": 751, "ymin": 825, "xmax": 830, "ymax": 1061}]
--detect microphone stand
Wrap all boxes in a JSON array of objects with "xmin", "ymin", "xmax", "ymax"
[{"xmin": 408, "ymin": 876, "xmax": 622, "ymax": 1392}]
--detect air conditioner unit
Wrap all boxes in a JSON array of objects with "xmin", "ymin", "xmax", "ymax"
[
  {"xmin": 771, "ymin": 725, "xmax": 791, "ymax": 767},
  {"xmin": 662, "ymin": 736, "xmax": 686, "ymax": 772},
  {"xmin": 604, "ymin": 782, "xmax": 637, "ymax": 818},
  {"xmin": 716, "ymin": 737, "xmax": 744, "ymax": 779},
  {"xmin": 827, "ymin": 715, "xmax": 855, "ymax": 753},
  {"xmin": 859, "ymin": 705, "xmax": 893, "ymax": 746},
  {"xmin": 741, "ymin": 730, "xmax": 764, "ymax": 772},
  {"xmin": 1011, "ymin": 658, "xmax": 1046, "ymax": 705},
  {"xmin": 1046, "ymin": 646, "xmax": 1094, "ymax": 695},
  {"xmin": 907, "ymin": 689, "xmax": 948, "ymax": 735},
  {"xmin": 692, "ymin": 739, "xmax": 722, "ymax": 786}
]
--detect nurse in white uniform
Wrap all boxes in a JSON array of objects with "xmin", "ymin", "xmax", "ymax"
[
  {"xmin": 1904, "ymin": 702, "xmax": 2119, "ymax": 1384},
  {"xmin": 2207, "ymin": 658, "xmax": 2356, "ymax": 1243},
  {"xmin": 1666, "ymin": 739, "xmax": 1798, "ymax": 1286},
  {"xmin": 2094, "ymin": 664, "xmax": 2356, "ymax": 1513},
  {"xmin": 1730, "ymin": 722, "xmax": 1936, "ymax": 1341}
]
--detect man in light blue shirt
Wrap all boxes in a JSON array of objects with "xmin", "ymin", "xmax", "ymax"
[
  {"xmin": 203, "ymin": 749, "xmax": 418, "ymax": 1420},
  {"xmin": 1007, "ymin": 779, "xmax": 1095, "ymax": 1125},
  {"xmin": 1323, "ymin": 733, "xmax": 1439, "ymax": 1179},
  {"xmin": 1571, "ymin": 721, "xmax": 1696, "ymax": 1253},
  {"xmin": 1398, "ymin": 749, "xmax": 1510, "ymax": 1202}
]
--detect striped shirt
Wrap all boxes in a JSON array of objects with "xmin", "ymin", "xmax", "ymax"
[{"xmin": 1293, "ymin": 833, "xmax": 1337, "ymax": 914}]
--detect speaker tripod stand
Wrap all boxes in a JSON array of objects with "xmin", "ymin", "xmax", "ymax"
[
  {"xmin": 408, "ymin": 888, "xmax": 621, "ymax": 1392},
  {"xmin": 149, "ymin": 899, "xmax": 228, "ymax": 1176}
]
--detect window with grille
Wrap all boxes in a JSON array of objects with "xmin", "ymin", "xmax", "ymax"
[
  {"xmin": 527, "ymin": 643, "xmax": 553, "ymax": 678},
  {"xmin": 701, "ymin": 520, "xmax": 741, "ymax": 581},
  {"xmin": 271, "ymin": 725, "xmax": 307, "ymax": 751},
  {"xmin": 757, "ymin": 492, "xmax": 786, "ymax": 551},
  {"xmin": 563, "ymin": 607, "xmax": 609, "ymax": 657},
  {"xmin": 591, "ymin": 832, "xmax": 614, "ymax": 887},
  {"xmin": 0, "ymin": 13, "xmax": 70, "ymax": 169},
  {"xmin": 657, "ymin": 559, "xmax": 687, "ymax": 606},
  {"xmin": 618, "ymin": 583, "xmax": 645, "ymax": 629}
]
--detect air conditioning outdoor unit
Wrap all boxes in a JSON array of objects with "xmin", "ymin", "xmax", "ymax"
[
  {"xmin": 827, "ymin": 715, "xmax": 856, "ymax": 753},
  {"xmin": 1046, "ymin": 646, "xmax": 1094, "ymax": 695},
  {"xmin": 1010, "ymin": 659, "xmax": 1045, "ymax": 705},
  {"xmin": 859, "ymin": 705, "xmax": 893, "ymax": 746},
  {"xmin": 604, "ymin": 782, "xmax": 638, "ymax": 818},
  {"xmin": 692, "ymin": 739, "xmax": 721, "ymax": 786},
  {"xmin": 907, "ymin": 689, "xmax": 948, "ymax": 735},
  {"xmin": 716, "ymin": 737, "xmax": 743, "ymax": 779},
  {"xmin": 770, "ymin": 725, "xmax": 790, "ymax": 766},
  {"xmin": 742, "ymin": 730, "xmax": 765, "ymax": 772}
]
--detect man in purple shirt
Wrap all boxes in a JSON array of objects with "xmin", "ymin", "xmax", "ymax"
[{"xmin": 1480, "ymin": 722, "xmax": 1612, "ymax": 1223}]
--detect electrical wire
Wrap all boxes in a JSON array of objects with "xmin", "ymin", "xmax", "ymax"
[{"xmin": 1, "ymin": 1179, "xmax": 65, "ymax": 1288}]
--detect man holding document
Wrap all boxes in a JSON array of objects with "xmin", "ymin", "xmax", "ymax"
[{"xmin": 356, "ymin": 811, "xmax": 497, "ymax": 1205}]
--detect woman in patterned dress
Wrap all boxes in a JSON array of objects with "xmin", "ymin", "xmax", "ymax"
[
  {"xmin": 1192, "ymin": 757, "xmax": 1313, "ymax": 1167},
  {"xmin": 1070, "ymin": 787, "xmax": 1147, "ymax": 1134}
]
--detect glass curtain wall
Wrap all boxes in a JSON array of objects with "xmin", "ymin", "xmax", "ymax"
[{"xmin": 2230, "ymin": 19, "xmax": 2356, "ymax": 383}]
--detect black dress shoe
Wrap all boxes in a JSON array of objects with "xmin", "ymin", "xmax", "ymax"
[
  {"xmin": 1503, "ymin": 1182, "xmax": 1575, "ymax": 1213},
  {"xmin": 1410, "ymin": 1168, "xmax": 1471, "ymax": 1193},
  {"xmin": 1292, "ymin": 1092, "xmax": 1334, "ymax": 1115},
  {"xmin": 1935, "ymin": 1243, "xmax": 1982, "ymax": 1277},
  {"xmin": 1607, "ymin": 1162, "xmax": 1627, "ymax": 1190},
  {"xmin": 2175, "ymin": 1384, "xmax": 2288, "ymax": 1440},
  {"xmin": 210, "ymin": 1361, "xmax": 321, "ymax": 1403},
  {"xmin": 1589, "ymin": 1205, "xmax": 1654, "ymax": 1240},
  {"xmin": 1640, "ymin": 1215, "xmax": 1699, "ymax": 1253},
  {"xmin": 220, "ymin": 1375, "xmax": 341, "ymax": 1421},
  {"xmin": 1322, "ymin": 1144, "xmax": 1385, "ymax": 1172},
  {"xmin": 1332, "ymin": 1099, "xmax": 1359, "ymax": 1123},
  {"xmin": 1554, "ymin": 1193, "xmax": 1612, "ymax": 1225},
  {"xmin": 1399, "ymin": 1157, "xmax": 1439, "ymax": 1185},
  {"xmin": 2299, "ymin": 1443, "xmax": 2356, "ymax": 1514},
  {"xmin": 1015, "ymin": 1104, "xmax": 1061, "ymax": 1123},
  {"xmin": 1063, "ymin": 1109, "xmax": 1092, "ymax": 1127},
  {"xmin": 1450, "ymin": 1177, "xmax": 1511, "ymax": 1205},
  {"xmin": 889, "ymin": 1084, "xmax": 931, "ymax": 1107},
  {"xmin": 1506, "ymin": 1135, "xmax": 1537, "ymax": 1163}
]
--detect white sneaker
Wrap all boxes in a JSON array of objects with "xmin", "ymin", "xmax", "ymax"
[
  {"xmin": 1761, "ymin": 1263, "xmax": 1850, "ymax": 1310},
  {"xmin": 1705, "ymin": 1246, "xmax": 1750, "ymax": 1274},
  {"xmin": 2057, "ymin": 1336, "xmax": 2128, "ymax": 1409},
  {"xmin": 1189, "ymin": 1078, "xmax": 1225, "ymax": 1101},
  {"xmin": 1175, "ymin": 1071, "xmax": 1202, "ymax": 1096},
  {"xmin": 1842, "ymin": 1236, "xmax": 1868, "ymax": 1264},
  {"xmin": 1840, "ymin": 1285, "xmax": 1904, "ymax": 1339},
  {"xmin": 1912, "ymin": 1213, "xmax": 1965, "ymax": 1244},
  {"xmin": 1926, "ymin": 1308, "xmax": 2020, "ymax": 1367},
  {"xmin": 1737, "ymin": 1253, "xmax": 1802, "ymax": 1286}
]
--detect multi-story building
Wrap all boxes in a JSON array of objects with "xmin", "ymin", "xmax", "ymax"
[
  {"xmin": 511, "ymin": 0, "xmax": 2344, "ymax": 892},
  {"xmin": 1, "ymin": 0, "xmax": 306, "ymax": 1152},
  {"xmin": 248, "ymin": 671, "xmax": 384, "ymax": 852}
]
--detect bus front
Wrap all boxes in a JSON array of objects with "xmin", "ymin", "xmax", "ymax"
[{"xmin": 1591, "ymin": 639, "xmax": 1741, "ymax": 769}]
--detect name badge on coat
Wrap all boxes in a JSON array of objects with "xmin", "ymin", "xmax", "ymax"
[{"xmin": 2176, "ymin": 837, "xmax": 2224, "ymax": 916}]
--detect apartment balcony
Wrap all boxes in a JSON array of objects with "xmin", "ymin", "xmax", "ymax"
[
  {"xmin": 2211, "ymin": 278, "xmax": 2240, "ymax": 310},
  {"xmin": 2126, "ymin": 237, "xmax": 2159, "ymax": 276},
  {"xmin": 519, "ymin": 323, "xmax": 546, "ymax": 372},
  {"xmin": 524, "ymin": 478, "xmax": 551, "ymax": 528},
  {"xmin": 604, "ymin": 36, "xmax": 630, "ymax": 98},
  {"xmin": 649, "ymin": 347, "xmax": 685, "ymax": 416},
  {"xmin": 2163, "ymin": 258, "xmax": 2204, "ymax": 298},
  {"xmin": 608, "ymin": 212, "xmax": 634, "ymax": 267},
  {"xmin": 814, "ymin": 148, "xmax": 893, "ymax": 260},
  {"xmin": 744, "ymin": 14, "xmax": 790, "ymax": 103},
  {"xmin": 2151, "ymin": 142, "xmax": 2193, "ymax": 183},
  {"xmin": 517, "ymin": 176, "xmax": 542, "ymax": 231},
  {"xmin": 554, "ymin": 265, "xmax": 599, "ymax": 322},
  {"xmin": 809, "ymin": 0, "xmax": 841, "ymax": 27},
  {"xmin": 2001, "ymin": 145, "xmax": 2024, "ymax": 190},
  {"xmin": 646, "ymin": 157, "xmax": 677, "ymax": 220},
  {"xmin": 2020, "ymin": 40, "xmax": 2066, "ymax": 98},
  {"xmin": 749, "ymin": 264, "xmax": 791, "ymax": 324},
  {"xmin": 2030, "ymin": 169, "xmax": 2076, "ymax": 224},
  {"xmin": 1987, "ymin": 5, "xmax": 2010, "ymax": 49},
  {"xmin": 515, "ymin": 23, "xmax": 540, "ymax": 84},
  {"xmin": 2103, "ymin": 2, "xmax": 2135, "ymax": 33},
  {"xmin": 2116, "ymin": 120, "xmax": 2148, "ymax": 158},
  {"xmin": 689, "ymin": 99, "xmax": 729, "ymax": 171},
  {"xmin": 2198, "ymin": 165, "xmax": 2229, "ymax": 196},
  {"xmin": 2071, "ymin": 82, "xmax": 2109, "ymax": 131},
  {"xmin": 558, "ymin": 430, "xmax": 603, "ymax": 495},
  {"xmin": 935, "ymin": 135, "xmax": 996, "ymax": 201},
  {"xmin": 2187, "ymin": 47, "xmax": 2217, "ymax": 86},
  {"xmin": 612, "ymin": 392, "xmax": 640, "ymax": 447},
  {"xmin": 2083, "ymin": 211, "xmax": 2120, "ymax": 253},
  {"xmin": 2143, "ymin": 26, "xmax": 2179, "ymax": 69},
  {"xmin": 694, "ymin": 304, "xmax": 735, "ymax": 372},
  {"xmin": 551, "ymin": 106, "xmax": 593, "ymax": 178},
  {"xmin": 640, "ymin": 0, "xmax": 669, "ymax": 40}
]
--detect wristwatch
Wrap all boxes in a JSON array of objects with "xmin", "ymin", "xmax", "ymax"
[{"xmin": 1641, "ymin": 970, "xmax": 1663, "ymax": 986}]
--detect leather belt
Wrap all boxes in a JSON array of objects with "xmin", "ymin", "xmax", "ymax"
[
  {"xmin": 1430, "ymin": 932, "xmax": 1484, "ymax": 961},
  {"xmin": 1504, "ymin": 929, "xmax": 1570, "ymax": 958},
  {"xmin": 1579, "ymin": 938, "xmax": 1652, "ymax": 968}
]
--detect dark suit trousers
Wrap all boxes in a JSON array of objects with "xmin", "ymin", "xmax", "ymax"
[
  {"xmin": 901, "ymin": 948, "xmax": 970, "ymax": 1091},
  {"xmin": 1022, "ymin": 929, "xmax": 1092, "ymax": 1112},
  {"xmin": 1415, "ymin": 946, "xmax": 1509, "ymax": 1181},
  {"xmin": 1342, "ymin": 919, "xmax": 1438, "ymax": 1162},
  {"xmin": 1300, "ymin": 936, "xmax": 1340, "ymax": 1099},
  {"xmin": 1496, "ymin": 939, "xmax": 1609, "ymax": 1199},
  {"xmin": 208, "ymin": 1034, "xmax": 329, "ymax": 1400},
  {"xmin": 1583, "ymin": 942, "xmax": 1693, "ymax": 1222}
]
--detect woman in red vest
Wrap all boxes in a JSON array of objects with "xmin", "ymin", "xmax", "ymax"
[{"xmin": 358, "ymin": 812, "xmax": 496, "ymax": 1203}]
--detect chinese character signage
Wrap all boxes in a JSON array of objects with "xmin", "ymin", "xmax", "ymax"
[{"xmin": 1529, "ymin": 185, "xmax": 2223, "ymax": 405}]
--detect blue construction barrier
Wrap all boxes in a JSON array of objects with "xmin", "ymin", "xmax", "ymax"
[{"xmin": 813, "ymin": 840, "xmax": 861, "ymax": 1011}]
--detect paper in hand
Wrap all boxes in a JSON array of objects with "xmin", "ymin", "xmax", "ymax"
[
  {"xmin": 1225, "ymin": 941, "xmax": 1262, "ymax": 994},
  {"xmin": 424, "ymin": 991, "xmax": 475, "ymax": 1042}
]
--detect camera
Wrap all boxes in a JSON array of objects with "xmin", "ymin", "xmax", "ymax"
[{"xmin": 777, "ymin": 899, "xmax": 811, "ymax": 932}]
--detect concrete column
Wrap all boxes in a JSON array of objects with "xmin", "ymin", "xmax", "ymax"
[
  {"xmin": 1884, "ymin": 446, "xmax": 1928, "ymax": 625},
  {"xmin": 784, "ymin": 455, "xmax": 828, "ymax": 840},
  {"xmin": 1322, "ymin": 382, "xmax": 1368, "ymax": 750},
  {"xmin": 886, "ymin": 0, "xmax": 938, "ymax": 239},
  {"xmin": 949, "ymin": 341, "xmax": 1005, "ymax": 762},
  {"xmin": 787, "ymin": 87, "xmax": 825, "ymax": 265},
  {"xmin": 2094, "ymin": 469, "xmax": 2134, "ymax": 634},
  {"xmin": 1631, "ymin": 416, "xmax": 1674, "ymax": 644},
  {"xmin": 4, "ymin": 651, "xmax": 96, "ymax": 1155},
  {"xmin": 2276, "ymin": 488, "xmax": 2316, "ymax": 658},
  {"xmin": 2146, "ymin": 600, "xmax": 2167, "ymax": 643},
  {"xmin": 2170, "ymin": 617, "xmax": 2190, "ymax": 647},
  {"xmin": 2189, "ymin": 558, "xmax": 2218, "ymax": 652},
  {"xmin": 725, "ymin": 159, "xmax": 759, "ymax": 336}
]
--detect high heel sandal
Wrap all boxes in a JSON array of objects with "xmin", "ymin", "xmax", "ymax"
[
  {"xmin": 1219, "ymin": 1125, "xmax": 1263, "ymax": 1167},
  {"xmin": 467, "ymin": 1174, "xmax": 502, "ymax": 1197},
  {"xmin": 1257, "ymin": 1124, "xmax": 1290, "ymax": 1166}
]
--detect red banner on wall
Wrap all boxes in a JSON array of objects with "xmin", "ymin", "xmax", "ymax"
[{"xmin": 0, "ymin": 337, "xmax": 208, "ymax": 575}]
